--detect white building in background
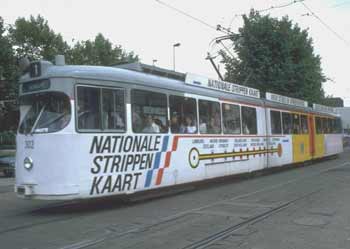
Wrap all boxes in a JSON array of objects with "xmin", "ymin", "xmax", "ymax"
[{"xmin": 335, "ymin": 107, "xmax": 350, "ymax": 134}]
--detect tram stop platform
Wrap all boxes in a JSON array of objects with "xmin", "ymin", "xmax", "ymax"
[{"xmin": 0, "ymin": 148, "xmax": 350, "ymax": 249}]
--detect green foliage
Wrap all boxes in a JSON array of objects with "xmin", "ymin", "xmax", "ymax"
[
  {"xmin": 221, "ymin": 10, "xmax": 325, "ymax": 103},
  {"xmin": 0, "ymin": 131, "xmax": 16, "ymax": 148},
  {"xmin": 67, "ymin": 33, "xmax": 138, "ymax": 66},
  {"xmin": 0, "ymin": 17, "xmax": 16, "ymax": 81},
  {"xmin": 8, "ymin": 15, "xmax": 70, "ymax": 61},
  {"xmin": 0, "ymin": 14, "xmax": 139, "ymax": 132},
  {"xmin": 0, "ymin": 17, "xmax": 18, "ymax": 128},
  {"xmin": 322, "ymin": 97, "xmax": 344, "ymax": 107}
]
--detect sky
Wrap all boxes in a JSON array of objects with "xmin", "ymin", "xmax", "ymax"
[{"xmin": 2, "ymin": 0, "xmax": 350, "ymax": 106}]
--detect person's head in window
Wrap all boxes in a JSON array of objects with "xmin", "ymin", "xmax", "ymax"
[
  {"xmin": 171, "ymin": 112, "xmax": 180, "ymax": 133},
  {"xmin": 209, "ymin": 117, "xmax": 220, "ymax": 133},
  {"xmin": 142, "ymin": 115, "xmax": 160, "ymax": 133},
  {"xmin": 184, "ymin": 116, "xmax": 196, "ymax": 133}
]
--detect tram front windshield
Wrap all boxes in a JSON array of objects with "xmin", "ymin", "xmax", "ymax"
[{"xmin": 19, "ymin": 92, "xmax": 71, "ymax": 134}]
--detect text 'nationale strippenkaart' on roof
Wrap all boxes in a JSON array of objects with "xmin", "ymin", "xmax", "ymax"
[{"xmin": 185, "ymin": 73, "xmax": 260, "ymax": 99}]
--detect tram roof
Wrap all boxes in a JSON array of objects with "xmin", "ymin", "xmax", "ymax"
[
  {"xmin": 19, "ymin": 59, "xmax": 339, "ymax": 117},
  {"xmin": 20, "ymin": 61, "xmax": 264, "ymax": 106}
]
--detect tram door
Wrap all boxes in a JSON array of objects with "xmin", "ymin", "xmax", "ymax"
[{"xmin": 308, "ymin": 115, "xmax": 316, "ymax": 158}]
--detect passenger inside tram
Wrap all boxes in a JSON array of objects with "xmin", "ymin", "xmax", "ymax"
[
  {"xmin": 170, "ymin": 112, "xmax": 181, "ymax": 133},
  {"xmin": 208, "ymin": 116, "xmax": 221, "ymax": 134},
  {"xmin": 142, "ymin": 115, "xmax": 160, "ymax": 133},
  {"xmin": 180, "ymin": 116, "xmax": 197, "ymax": 133},
  {"xmin": 199, "ymin": 119, "xmax": 207, "ymax": 133}
]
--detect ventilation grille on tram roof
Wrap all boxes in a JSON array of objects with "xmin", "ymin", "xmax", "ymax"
[{"xmin": 113, "ymin": 62, "xmax": 186, "ymax": 82}]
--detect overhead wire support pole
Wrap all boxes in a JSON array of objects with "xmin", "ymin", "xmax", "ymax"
[{"xmin": 206, "ymin": 53, "xmax": 224, "ymax": 81}]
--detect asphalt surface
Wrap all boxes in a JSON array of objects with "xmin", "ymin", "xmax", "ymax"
[{"xmin": 1, "ymin": 149, "xmax": 350, "ymax": 249}]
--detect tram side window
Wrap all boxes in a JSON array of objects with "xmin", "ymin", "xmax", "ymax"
[
  {"xmin": 300, "ymin": 115, "xmax": 309, "ymax": 134},
  {"xmin": 131, "ymin": 89, "xmax": 168, "ymax": 133},
  {"xmin": 199, "ymin": 100, "xmax": 221, "ymax": 134},
  {"xmin": 292, "ymin": 114, "xmax": 300, "ymax": 134},
  {"xmin": 282, "ymin": 112, "xmax": 292, "ymax": 134},
  {"xmin": 336, "ymin": 118, "xmax": 342, "ymax": 133},
  {"xmin": 315, "ymin": 117, "xmax": 323, "ymax": 134},
  {"xmin": 169, "ymin": 95, "xmax": 197, "ymax": 134},
  {"xmin": 77, "ymin": 86, "xmax": 101, "ymax": 130},
  {"xmin": 329, "ymin": 118, "xmax": 335, "ymax": 133},
  {"xmin": 102, "ymin": 88, "xmax": 125, "ymax": 131},
  {"xmin": 242, "ymin": 106, "xmax": 257, "ymax": 135},
  {"xmin": 322, "ymin": 118, "xmax": 330, "ymax": 134},
  {"xmin": 222, "ymin": 103, "xmax": 241, "ymax": 134},
  {"xmin": 270, "ymin": 110, "xmax": 282, "ymax": 134}
]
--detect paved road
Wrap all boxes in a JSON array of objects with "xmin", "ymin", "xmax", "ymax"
[{"xmin": 1, "ymin": 150, "xmax": 350, "ymax": 249}]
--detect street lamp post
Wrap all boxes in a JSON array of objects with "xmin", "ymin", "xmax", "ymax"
[{"xmin": 173, "ymin": 43, "xmax": 181, "ymax": 71}]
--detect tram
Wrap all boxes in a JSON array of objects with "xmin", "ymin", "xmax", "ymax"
[{"xmin": 15, "ymin": 56, "xmax": 343, "ymax": 200}]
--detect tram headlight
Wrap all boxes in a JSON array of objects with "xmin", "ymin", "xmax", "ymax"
[{"xmin": 24, "ymin": 157, "xmax": 33, "ymax": 170}]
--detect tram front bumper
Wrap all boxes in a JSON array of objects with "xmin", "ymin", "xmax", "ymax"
[
  {"xmin": 15, "ymin": 183, "xmax": 80, "ymax": 200},
  {"xmin": 16, "ymin": 184, "xmax": 36, "ymax": 197}
]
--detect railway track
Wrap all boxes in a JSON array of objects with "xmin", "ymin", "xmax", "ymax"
[
  {"xmin": 55, "ymin": 161, "xmax": 349, "ymax": 249},
  {"xmin": 0, "ymin": 159, "xmax": 347, "ymax": 248}
]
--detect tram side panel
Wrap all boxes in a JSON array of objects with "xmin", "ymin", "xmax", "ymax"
[
  {"xmin": 266, "ymin": 108, "xmax": 293, "ymax": 168},
  {"xmin": 292, "ymin": 113, "xmax": 312, "ymax": 163},
  {"xmin": 162, "ymin": 106, "xmax": 268, "ymax": 187},
  {"xmin": 324, "ymin": 134, "xmax": 343, "ymax": 156},
  {"xmin": 314, "ymin": 134, "xmax": 325, "ymax": 159}
]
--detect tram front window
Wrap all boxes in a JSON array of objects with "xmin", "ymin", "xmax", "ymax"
[{"xmin": 19, "ymin": 92, "xmax": 71, "ymax": 134}]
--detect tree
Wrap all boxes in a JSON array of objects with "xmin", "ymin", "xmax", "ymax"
[
  {"xmin": 0, "ymin": 17, "xmax": 16, "ymax": 82},
  {"xmin": 0, "ymin": 17, "xmax": 18, "ymax": 131},
  {"xmin": 8, "ymin": 15, "xmax": 70, "ymax": 61},
  {"xmin": 221, "ymin": 10, "xmax": 325, "ymax": 103},
  {"xmin": 67, "ymin": 33, "xmax": 139, "ymax": 66},
  {"xmin": 322, "ymin": 96, "xmax": 344, "ymax": 107}
]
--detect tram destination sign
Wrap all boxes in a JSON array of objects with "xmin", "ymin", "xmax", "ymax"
[
  {"xmin": 22, "ymin": 79, "xmax": 50, "ymax": 93},
  {"xmin": 185, "ymin": 73, "xmax": 260, "ymax": 99},
  {"xmin": 266, "ymin": 92, "xmax": 308, "ymax": 108},
  {"xmin": 313, "ymin": 103, "xmax": 335, "ymax": 113}
]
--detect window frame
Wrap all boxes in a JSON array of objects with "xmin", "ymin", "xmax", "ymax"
[
  {"xmin": 241, "ymin": 105, "xmax": 258, "ymax": 135},
  {"xmin": 101, "ymin": 87, "xmax": 127, "ymax": 132},
  {"xmin": 282, "ymin": 112, "xmax": 293, "ymax": 135},
  {"xmin": 270, "ymin": 110, "xmax": 282, "ymax": 135},
  {"xmin": 75, "ymin": 84, "xmax": 127, "ymax": 133},
  {"xmin": 300, "ymin": 114, "xmax": 309, "ymax": 134},
  {"xmin": 315, "ymin": 116, "xmax": 323, "ymax": 134},
  {"xmin": 222, "ymin": 102, "xmax": 241, "ymax": 135},
  {"xmin": 198, "ymin": 99, "xmax": 222, "ymax": 134},
  {"xmin": 131, "ymin": 88, "xmax": 169, "ymax": 134},
  {"xmin": 169, "ymin": 94, "xmax": 198, "ymax": 134},
  {"xmin": 292, "ymin": 113, "xmax": 301, "ymax": 134}
]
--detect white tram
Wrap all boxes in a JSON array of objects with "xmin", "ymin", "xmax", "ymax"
[{"xmin": 15, "ymin": 56, "xmax": 343, "ymax": 200}]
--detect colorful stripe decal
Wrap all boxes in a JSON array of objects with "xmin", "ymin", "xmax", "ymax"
[
  {"xmin": 145, "ymin": 170, "xmax": 153, "ymax": 188},
  {"xmin": 162, "ymin": 135, "xmax": 169, "ymax": 152},
  {"xmin": 144, "ymin": 136, "xmax": 170, "ymax": 188}
]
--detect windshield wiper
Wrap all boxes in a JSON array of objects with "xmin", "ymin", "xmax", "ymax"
[
  {"xmin": 37, "ymin": 113, "xmax": 65, "ymax": 131},
  {"xmin": 30, "ymin": 104, "xmax": 46, "ymax": 134}
]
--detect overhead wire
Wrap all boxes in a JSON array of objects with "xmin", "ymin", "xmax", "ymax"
[
  {"xmin": 228, "ymin": 0, "xmax": 305, "ymax": 30},
  {"xmin": 154, "ymin": 0, "xmax": 230, "ymax": 34},
  {"xmin": 300, "ymin": 1, "xmax": 350, "ymax": 47},
  {"xmin": 331, "ymin": 1, "xmax": 350, "ymax": 8}
]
